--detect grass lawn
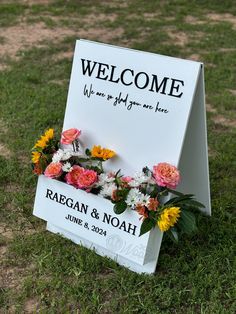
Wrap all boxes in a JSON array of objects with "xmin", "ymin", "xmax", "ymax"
[{"xmin": 0, "ymin": 0, "xmax": 235, "ymax": 313}]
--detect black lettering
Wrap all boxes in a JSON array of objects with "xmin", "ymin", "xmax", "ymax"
[
  {"xmin": 81, "ymin": 59, "xmax": 97, "ymax": 76},
  {"xmin": 59, "ymin": 194, "xmax": 66, "ymax": 205},
  {"xmin": 111, "ymin": 217, "xmax": 119, "ymax": 227},
  {"xmin": 149, "ymin": 76, "xmax": 169, "ymax": 94},
  {"xmin": 96, "ymin": 63, "xmax": 109, "ymax": 80},
  {"xmin": 103, "ymin": 213, "xmax": 111, "ymax": 224},
  {"xmin": 73, "ymin": 201, "xmax": 80, "ymax": 211},
  {"xmin": 134, "ymin": 72, "xmax": 149, "ymax": 89},
  {"xmin": 81, "ymin": 203, "xmax": 88, "ymax": 215},
  {"xmin": 120, "ymin": 69, "xmax": 134, "ymax": 86},
  {"xmin": 127, "ymin": 223, "xmax": 137, "ymax": 236},
  {"xmin": 168, "ymin": 79, "xmax": 184, "ymax": 98},
  {"xmin": 52, "ymin": 192, "xmax": 58, "ymax": 202},
  {"xmin": 109, "ymin": 65, "xmax": 120, "ymax": 83},
  {"xmin": 119, "ymin": 221, "xmax": 127, "ymax": 232},
  {"xmin": 46, "ymin": 189, "xmax": 53, "ymax": 199},
  {"xmin": 66, "ymin": 198, "xmax": 73, "ymax": 208}
]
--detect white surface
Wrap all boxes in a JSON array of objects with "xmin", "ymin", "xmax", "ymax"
[
  {"xmin": 46, "ymin": 222, "xmax": 163, "ymax": 274},
  {"xmin": 178, "ymin": 67, "xmax": 211, "ymax": 214}
]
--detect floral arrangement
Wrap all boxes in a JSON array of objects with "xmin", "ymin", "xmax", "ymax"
[{"xmin": 32, "ymin": 128, "xmax": 204, "ymax": 239}]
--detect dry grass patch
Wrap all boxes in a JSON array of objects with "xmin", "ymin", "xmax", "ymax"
[
  {"xmin": 228, "ymin": 89, "xmax": 236, "ymax": 96},
  {"xmin": 213, "ymin": 115, "xmax": 236, "ymax": 128},
  {"xmin": 165, "ymin": 27, "xmax": 189, "ymax": 46},
  {"xmin": 206, "ymin": 13, "xmax": 236, "ymax": 29},
  {"xmin": 0, "ymin": 143, "xmax": 11, "ymax": 159},
  {"xmin": 83, "ymin": 12, "xmax": 118, "ymax": 24},
  {"xmin": 206, "ymin": 103, "xmax": 217, "ymax": 113},
  {"xmin": 0, "ymin": 18, "xmax": 124, "ymax": 70},
  {"xmin": 0, "ymin": 22, "xmax": 76, "ymax": 63},
  {"xmin": 0, "ymin": 223, "xmax": 15, "ymax": 240},
  {"xmin": 188, "ymin": 54, "xmax": 201, "ymax": 62},
  {"xmin": 185, "ymin": 15, "xmax": 205, "ymax": 25},
  {"xmin": 24, "ymin": 298, "xmax": 40, "ymax": 313}
]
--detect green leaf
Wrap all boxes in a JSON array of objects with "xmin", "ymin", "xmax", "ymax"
[
  {"xmin": 113, "ymin": 201, "xmax": 127, "ymax": 215},
  {"xmin": 164, "ymin": 194, "xmax": 194, "ymax": 205},
  {"xmin": 167, "ymin": 227, "xmax": 179, "ymax": 243},
  {"xmin": 178, "ymin": 210, "xmax": 197, "ymax": 234},
  {"xmin": 139, "ymin": 218, "xmax": 156, "ymax": 236},
  {"xmin": 85, "ymin": 148, "xmax": 91, "ymax": 156}
]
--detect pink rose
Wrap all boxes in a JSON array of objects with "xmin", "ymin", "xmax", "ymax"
[
  {"xmin": 153, "ymin": 162, "xmax": 180, "ymax": 189},
  {"xmin": 65, "ymin": 166, "xmax": 97, "ymax": 189},
  {"xmin": 77, "ymin": 169, "xmax": 98, "ymax": 189},
  {"xmin": 44, "ymin": 162, "xmax": 62, "ymax": 178},
  {"xmin": 65, "ymin": 165, "xmax": 84, "ymax": 187},
  {"xmin": 61, "ymin": 128, "xmax": 81, "ymax": 145}
]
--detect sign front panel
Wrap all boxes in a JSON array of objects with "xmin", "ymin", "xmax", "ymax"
[
  {"xmin": 34, "ymin": 175, "xmax": 153, "ymax": 266},
  {"xmin": 63, "ymin": 40, "xmax": 201, "ymax": 174}
]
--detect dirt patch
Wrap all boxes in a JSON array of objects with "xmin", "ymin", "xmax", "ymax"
[
  {"xmin": 22, "ymin": 0, "xmax": 51, "ymax": 4},
  {"xmin": 100, "ymin": 0, "xmax": 128, "ymax": 9},
  {"xmin": 53, "ymin": 51, "xmax": 74, "ymax": 61},
  {"xmin": 76, "ymin": 26, "xmax": 124, "ymax": 42},
  {"xmin": 24, "ymin": 298, "xmax": 40, "ymax": 313},
  {"xmin": 0, "ymin": 21, "xmax": 123, "ymax": 68},
  {"xmin": 0, "ymin": 22, "xmax": 75, "ymax": 62},
  {"xmin": 206, "ymin": 13, "xmax": 236, "ymax": 29},
  {"xmin": 165, "ymin": 27, "xmax": 189, "ymax": 46},
  {"xmin": 185, "ymin": 15, "xmax": 205, "ymax": 25},
  {"xmin": 143, "ymin": 12, "xmax": 160, "ymax": 20},
  {"xmin": 218, "ymin": 48, "xmax": 236, "ymax": 53},
  {"xmin": 213, "ymin": 115, "xmax": 236, "ymax": 128},
  {"xmin": 0, "ymin": 245, "xmax": 7, "ymax": 258},
  {"xmin": 0, "ymin": 223, "xmax": 14, "ymax": 240},
  {"xmin": 0, "ymin": 119, "xmax": 11, "ymax": 158},
  {"xmin": 188, "ymin": 54, "xmax": 201, "ymax": 62},
  {"xmin": 206, "ymin": 103, "xmax": 217, "ymax": 113},
  {"xmin": 0, "ymin": 143, "xmax": 11, "ymax": 159},
  {"xmin": 83, "ymin": 13, "xmax": 117, "ymax": 24},
  {"xmin": 228, "ymin": 89, "xmax": 236, "ymax": 96}
]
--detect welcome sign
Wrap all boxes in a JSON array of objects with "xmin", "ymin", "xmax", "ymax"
[{"xmin": 33, "ymin": 40, "xmax": 211, "ymax": 273}]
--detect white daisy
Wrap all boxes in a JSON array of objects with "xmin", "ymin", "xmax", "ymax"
[
  {"xmin": 99, "ymin": 182, "xmax": 117, "ymax": 198},
  {"xmin": 126, "ymin": 188, "xmax": 150, "ymax": 208},
  {"xmin": 62, "ymin": 162, "xmax": 72, "ymax": 172},
  {"xmin": 129, "ymin": 171, "xmax": 153, "ymax": 187},
  {"xmin": 52, "ymin": 149, "xmax": 64, "ymax": 163},
  {"xmin": 98, "ymin": 173, "xmax": 115, "ymax": 185}
]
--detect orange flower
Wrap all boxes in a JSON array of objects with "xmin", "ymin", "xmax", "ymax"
[
  {"xmin": 147, "ymin": 198, "xmax": 159, "ymax": 211},
  {"xmin": 33, "ymin": 162, "xmax": 43, "ymax": 175},
  {"xmin": 136, "ymin": 204, "xmax": 148, "ymax": 220}
]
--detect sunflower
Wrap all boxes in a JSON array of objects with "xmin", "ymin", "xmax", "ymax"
[
  {"xmin": 157, "ymin": 207, "xmax": 181, "ymax": 232},
  {"xmin": 31, "ymin": 151, "xmax": 41, "ymax": 164},
  {"xmin": 91, "ymin": 145, "xmax": 116, "ymax": 160},
  {"xmin": 34, "ymin": 128, "xmax": 54, "ymax": 149}
]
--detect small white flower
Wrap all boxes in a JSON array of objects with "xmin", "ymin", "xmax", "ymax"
[
  {"xmin": 62, "ymin": 162, "xmax": 72, "ymax": 172},
  {"xmin": 129, "ymin": 170, "xmax": 155, "ymax": 187},
  {"xmin": 126, "ymin": 188, "xmax": 150, "ymax": 208},
  {"xmin": 61, "ymin": 149, "xmax": 73, "ymax": 161},
  {"xmin": 99, "ymin": 183, "xmax": 117, "ymax": 198},
  {"xmin": 52, "ymin": 149, "xmax": 64, "ymax": 163},
  {"xmin": 98, "ymin": 173, "xmax": 115, "ymax": 185}
]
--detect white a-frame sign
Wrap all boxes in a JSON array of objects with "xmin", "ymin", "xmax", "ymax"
[{"xmin": 33, "ymin": 40, "xmax": 211, "ymax": 274}]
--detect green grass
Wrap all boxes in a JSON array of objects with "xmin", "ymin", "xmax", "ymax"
[{"xmin": 0, "ymin": 0, "xmax": 235, "ymax": 313}]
